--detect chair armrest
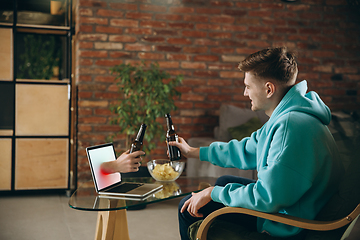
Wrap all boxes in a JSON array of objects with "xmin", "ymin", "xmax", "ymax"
[{"xmin": 196, "ymin": 204, "xmax": 360, "ymax": 240}]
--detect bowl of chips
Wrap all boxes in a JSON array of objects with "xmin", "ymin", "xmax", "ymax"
[{"xmin": 147, "ymin": 159, "xmax": 185, "ymax": 182}]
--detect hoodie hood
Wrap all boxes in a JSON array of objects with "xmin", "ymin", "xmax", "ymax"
[{"xmin": 268, "ymin": 80, "xmax": 331, "ymax": 127}]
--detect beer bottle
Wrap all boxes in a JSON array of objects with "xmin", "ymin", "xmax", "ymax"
[
  {"xmin": 165, "ymin": 113, "xmax": 181, "ymax": 161},
  {"xmin": 130, "ymin": 123, "xmax": 147, "ymax": 156}
]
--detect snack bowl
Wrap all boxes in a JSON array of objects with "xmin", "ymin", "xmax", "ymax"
[{"xmin": 147, "ymin": 159, "xmax": 185, "ymax": 182}]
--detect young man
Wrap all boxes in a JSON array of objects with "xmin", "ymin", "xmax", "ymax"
[{"xmin": 170, "ymin": 47, "xmax": 344, "ymax": 239}]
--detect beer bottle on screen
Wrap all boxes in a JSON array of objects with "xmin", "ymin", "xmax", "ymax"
[
  {"xmin": 129, "ymin": 123, "xmax": 147, "ymax": 157},
  {"xmin": 165, "ymin": 113, "xmax": 181, "ymax": 161}
]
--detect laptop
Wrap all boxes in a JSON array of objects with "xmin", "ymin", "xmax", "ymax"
[{"xmin": 86, "ymin": 143, "xmax": 162, "ymax": 198}]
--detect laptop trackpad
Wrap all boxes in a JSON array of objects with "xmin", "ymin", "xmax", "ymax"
[{"xmin": 108, "ymin": 183, "xmax": 143, "ymax": 193}]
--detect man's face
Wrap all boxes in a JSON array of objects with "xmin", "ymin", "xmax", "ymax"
[{"xmin": 243, "ymin": 72, "xmax": 269, "ymax": 112}]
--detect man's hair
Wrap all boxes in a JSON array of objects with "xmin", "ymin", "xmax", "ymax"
[{"xmin": 238, "ymin": 47, "xmax": 298, "ymax": 84}]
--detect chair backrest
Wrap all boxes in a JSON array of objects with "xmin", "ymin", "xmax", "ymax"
[{"xmin": 304, "ymin": 155, "xmax": 360, "ymax": 239}]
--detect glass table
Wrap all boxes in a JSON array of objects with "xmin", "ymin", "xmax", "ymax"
[{"xmin": 69, "ymin": 177, "xmax": 217, "ymax": 240}]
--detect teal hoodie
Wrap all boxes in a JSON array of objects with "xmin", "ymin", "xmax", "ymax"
[{"xmin": 199, "ymin": 80, "xmax": 344, "ymax": 237}]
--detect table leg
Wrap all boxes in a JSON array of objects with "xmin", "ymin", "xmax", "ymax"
[{"xmin": 95, "ymin": 199, "xmax": 130, "ymax": 240}]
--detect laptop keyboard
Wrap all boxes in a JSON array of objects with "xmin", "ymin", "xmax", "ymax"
[{"xmin": 107, "ymin": 183, "xmax": 143, "ymax": 193}]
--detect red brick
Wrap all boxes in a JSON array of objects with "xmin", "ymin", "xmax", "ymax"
[
  {"xmin": 138, "ymin": 52, "xmax": 165, "ymax": 60},
  {"xmin": 96, "ymin": 9, "xmax": 123, "ymax": 17},
  {"xmin": 155, "ymin": 14, "xmax": 183, "ymax": 21},
  {"xmin": 236, "ymin": 18, "xmax": 261, "ymax": 25},
  {"xmin": 193, "ymin": 39, "xmax": 219, "ymax": 46},
  {"xmin": 95, "ymin": 59, "xmax": 123, "ymax": 66},
  {"xmin": 312, "ymin": 50, "xmax": 336, "ymax": 58},
  {"xmin": 140, "ymin": 4, "xmax": 167, "ymax": 12},
  {"xmin": 194, "ymin": 55, "xmax": 219, "ymax": 62},
  {"xmin": 208, "ymin": 64, "xmax": 234, "ymax": 70},
  {"xmin": 94, "ymin": 42, "xmax": 123, "ymax": 50},
  {"xmin": 79, "ymin": 25, "xmax": 93, "ymax": 33},
  {"xmin": 287, "ymin": 4, "xmax": 311, "ymax": 11},
  {"xmin": 209, "ymin": 32, "xmax": 232, "ymax": 39},
  {"xmin": 181, "ymin": 62, "xmax": 206, "ymax": 69},
  {"xmin": 109, "ymin": 51, "xmax": 133, "ymax": 58},
  {"xmin": 249, "ymin": 26, "xmax": 272, "ymax": 34},
  {"xmin": 206, "ymin": 94, "xmax": 232, "ymax": 102},
  {"xmin": 260, "ymin": 3, "xmax": 285, "ymax": 9},
  {"xmin": 274, "ymin": 27, "xmax": 297, "ymax": 34},
  {"xmin": 94, "ymin": 76, "xmax": 116, "ymax": 83},
  {"xmin": 79, "ymin": 50, "xmax": 108, "ymax": 58},
  {"xmin": 124, "ymin": 43, "xmax": 152, "ymax": 52},
  {"xmin": 182, "ymin": 30, "xmax": 207, "ymax": 38},
  {"xmin": 142, "ymin": 36, "xmax": 165, "ymax": 43},
  {"xmin": 154, "ymin": 30, "xmax": 178, "ymax": 36},
  {"xmin": 235, "ymin": 2, "xmax": 260, "ymax": 8},
  {"xmin": 78, "ymin": 75, "xmax": 92, "ymax": 82},
  {"xmin": 210, "ymin": 16, "xmax": 235, "ymax": 24},
  {"xmin": 125, "ymin": 28, "xmax": 152, "ymax": 35},
  {"xmin": 167, "ymin": 38, "xmax": 192, "ymax": 45},
  {"xmin": 109, "ymin": 35, "xmax": 137, "ymax": 43},
  {"xmin": 274, "ymin": 12, "xmax": 298, "ymax": 19},
  {"xmin": 195, "ymin": 24, "xmax": 221, "ymax": 31},
  {"xmin": 194, "ymin": 102, "xmax": 220, "ymax": 109},
  {"xmin": 80, "ymin": 59, "xmax": 93, "ymax": 66},
  {"xmin": 210, "ymin": 47, "xmax": 234, "ymax": 54},
  {"xmin": 249, "ymin": 10, "xmax": 272, "ymax": 18},
  {"xmin": 126, "ymin": 12, "xmax": 153, "ymax": 20},
  {"xmin": 169, "ymin": 22, "xmax": 194, "ymax": 29},
  {"xmin": 78, "ymin": 33, "xmax": 107, "ymax": 41},
  {"xmin": 196, "ymin": 8, "xmax": 221, "ymax": 15},
  {"xmin": 193, "ymin": 86, "xmax": 219, "ymax": 93},
  {"xmin": 169, "ymin": 7, "xmax": 194, "ymax": 14},
  {"xmin": 220, "ymin": 71, "xmax": 243, "ymax": 78},
  {"xmin": 140, "ymin": 20, "xmax": 166, "ymax": 28},
  {"xmin": 184, "ymin": 15, "xmax": 209, "ymax": 23},
  {"xmin": 94, "ymin": 92, "xmax": 121, "ymax": 99},
  {"xmin": 166, "ymin": 54, "xmax": 191, "ymax": 61},
  {"xmin": 79, "ymin": 41, "xmax": 94, "ymax": 49},
  {"xmin": 180, "ymin": 93, "xmax": 205, "ymax": 102},
  {"xmin": 157, "ymin": 61, "xmax": 180, "ymax": 69},
  {"xmin": 223, "ymin": 9, "xmax": 246, "ymax": 16},
  {"xmin": 79, "ymin": 0, "xmax": 107, "ymax": 8},
  {"xmin": 109, "ymin": 3, "xmax": 137, "ymax": 11},
  {"xmin": 222, "ymin": 25, "xmax": 247, "ymax": 32},
  {"xmin": 156, "ymin": 45, "xmax": 182, "ymax": 52},
  {"xmin": 193, "ymin": 71, "xmax": 219, "ymax": 78},
  {"xmin": 175, "ymin": 101, "xmax": 194, "ymax": 109},
  {"xmin": 183, "ymin": 46, "xmax": 208, "ymax": 54},
  {"xmin": 78, "ymin": 92, "xmax": 93, "ymax": 99},
  {"xmin": 95, "ymin": 26, "xmax": 123, "ymax": 34},
  {"xmin": 110, "ymin": 19, "xmax": 138, "ymax": 28},
  {"xmin": 79, "ymin": 8, "xmax": 93, "ymax": 16},
  {"xmin": 247, "ymin": 41, "xmax": 270, "ymax": 48},
  {"xmin": 79, "ymin": 17, "xmax": 108, "ymax": 25}
]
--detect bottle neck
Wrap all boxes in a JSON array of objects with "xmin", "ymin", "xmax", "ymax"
[
  {"xmin": 166, "ymin": 116, "xmax": 174, "ymax": 131},
  {"xmin": 135, "ymin": 124, "xmax": 146, "ymax": 142}
]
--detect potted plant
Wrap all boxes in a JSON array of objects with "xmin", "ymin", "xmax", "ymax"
[{"xmin": 109, "ymin": 62, "xmax": 183, "ymax": 159}]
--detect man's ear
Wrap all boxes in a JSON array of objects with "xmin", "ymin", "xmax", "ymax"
[{"xmin": 265, "ymin": 82, "xmax": 275, "ymax": 98}]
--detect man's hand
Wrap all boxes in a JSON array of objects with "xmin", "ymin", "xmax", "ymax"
[
  {"xmin": 100, "ymin": 150, "xmax": 145, "ymax": 174},
  {"xmin": 180, "ymin": 186, "xmax": 214, "ymax": 218},
  {"xmin": 168, "ymin": 136, "xmax": 200, "ymax": 159}
]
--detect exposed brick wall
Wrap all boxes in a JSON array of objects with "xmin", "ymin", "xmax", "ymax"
[{"xmin": 75, "ymin": 0, "xmax": 360, "ymax": 184}]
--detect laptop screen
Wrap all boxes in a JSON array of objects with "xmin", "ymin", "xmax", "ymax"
[{"xmin": 86, "ymin": 143, "xmax": 121, "ymax": 191}]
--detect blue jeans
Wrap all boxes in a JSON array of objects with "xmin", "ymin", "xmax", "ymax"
[{"xmin": 178, "ymin": 175, "xmax": 257, "ymax": 240}]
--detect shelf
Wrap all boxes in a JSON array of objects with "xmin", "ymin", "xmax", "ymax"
[{"xmin": 0, "ymin": 28, "xmax": 13, "ymax": 80}]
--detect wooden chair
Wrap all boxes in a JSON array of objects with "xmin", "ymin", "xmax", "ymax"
[
  {"xmin": 193, "ymin": 204, "xmax": 360, "ymax": 240},
  {"xmin": 189, "ymin": 155, "xmax": 360, "ymax": 240}
]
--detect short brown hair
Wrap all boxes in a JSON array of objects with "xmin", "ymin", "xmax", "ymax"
[{"xmin": 238, "ymin": 47, "xmax": 298, "ymax": 83}]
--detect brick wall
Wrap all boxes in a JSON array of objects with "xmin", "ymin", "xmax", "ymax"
[{"xmin": 75, "ymin": 0, "xmax": 360, "ymax": 184}]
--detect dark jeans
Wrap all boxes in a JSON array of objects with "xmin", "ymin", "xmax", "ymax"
[{"xmin": 178, "ymin": 175, "xmax": 257, "ymax": 240}]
